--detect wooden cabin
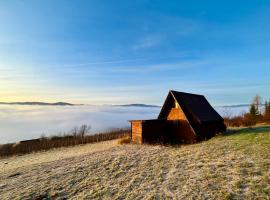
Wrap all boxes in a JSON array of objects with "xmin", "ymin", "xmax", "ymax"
[{"xmin": 129, "ymin": 90, "xmax": 226, "ymax": 144}]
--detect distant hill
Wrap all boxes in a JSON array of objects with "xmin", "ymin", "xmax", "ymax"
[
  {"xmin": 118, "ymin": 103, "xmax": 264, "ymax": 109},
  {"xmin": 0, "ymin": 102, "xmax": 264, "ymax": 110},
  {"xmin": 117, "ymin": 103, "xmax": 261, "ymax": 109},
  {"xmin": 222, "ymin": 104, "xmax": 250, "ymax": 108},
  {"xmin": 0, "ymin": 102, "xmax": 76, "ymax": 106},
  {"xmin": 0, "ymin": 102, "xmax": 159, "ymax": 107}
]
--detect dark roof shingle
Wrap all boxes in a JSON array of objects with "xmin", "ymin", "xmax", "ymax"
[{"xmin": 171, "ymin": 90, "xmax": 223, "ymax": 123}]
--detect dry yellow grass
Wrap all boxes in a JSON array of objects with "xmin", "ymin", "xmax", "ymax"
[
  {"xmin": 0, "ymin": 126, "xmax": 269, "ymax": 199},
  {"xmin": 118, "ymin": 136, "xmax": 132, "ymax": 145}
]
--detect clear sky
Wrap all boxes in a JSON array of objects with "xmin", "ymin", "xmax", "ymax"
[{"xmin": 0, "ymin": 0, "xmax": 270, "ymax": 106}]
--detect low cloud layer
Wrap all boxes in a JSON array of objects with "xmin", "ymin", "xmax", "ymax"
[
  {"xmin": 0, "ymin": 104, "xmax": 253, "ymax": 144},
  {"xmin": 0, "ymin": 105, "xmax": 160, "ymax": 144}
]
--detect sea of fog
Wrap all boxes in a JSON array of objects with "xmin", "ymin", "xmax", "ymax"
[{"xmin": 0, "ymin": 105, "xmax": 251, "ymax": 144}]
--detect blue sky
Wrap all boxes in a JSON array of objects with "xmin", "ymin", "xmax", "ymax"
[{"xmin": 0, "ymin": 0, "xmax": 270, "ymax": 105}]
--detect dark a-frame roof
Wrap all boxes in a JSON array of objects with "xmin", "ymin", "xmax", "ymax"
[{"xmin": 158, "ymin": 90, "xmax": 223, "ymax": 123}]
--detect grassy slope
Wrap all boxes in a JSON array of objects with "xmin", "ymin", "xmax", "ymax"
[{"xmin": 0, "ymin": 126, "xmax": 269, "ymax": 200}]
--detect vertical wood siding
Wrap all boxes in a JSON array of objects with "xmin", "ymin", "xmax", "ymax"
[
  {"xmin": 167, "ymin": 107, "xmax": 186, "ymax": 120},
  {"xmin": 131, "ymin": 121, "xmax": 143, "ymax": 144},
  {"xmin": 166, "ymin": 102, "xmax": 196, "ymax": 143}
]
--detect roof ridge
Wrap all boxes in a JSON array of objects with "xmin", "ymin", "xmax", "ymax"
[{"xmin": 170, "ymin": 90, "xmax": 204, "ymax": 97}]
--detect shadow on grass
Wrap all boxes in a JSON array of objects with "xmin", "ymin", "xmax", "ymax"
[{"xmin": 222, "ymin": 125, "xmax": 270, "ymax": 137}]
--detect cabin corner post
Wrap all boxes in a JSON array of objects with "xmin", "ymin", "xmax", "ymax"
[{"xmin": 130, "ymin": 122, "xmax": 132, "ymax": 140}]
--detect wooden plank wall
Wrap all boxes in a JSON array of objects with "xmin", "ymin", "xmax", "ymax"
[
  {"xmin": 131, "ymin": 121, "xmax": 143, "ymax": 144},
  {"xmin": 142, "ymin": 120, "xmax": 168, "ymax": 143},
  {"xmin": 166, "ymin": 107, "xmax": 197, "ymax": 143},
  {"xmin": 169, "ymin": 120, "xmax": 196, "ymax": 143},
  {"xmin": 167, "ymin": 107, "xmax": 186, "ymax": 120}
]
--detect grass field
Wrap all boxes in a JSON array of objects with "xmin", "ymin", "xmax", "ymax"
[{"xmin": 0, "ymin": 126, "xmax": 269, "ymax": 199}]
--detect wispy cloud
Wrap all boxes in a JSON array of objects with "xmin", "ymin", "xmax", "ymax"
[
  {"xmin": 59, "ymin": 58, "xmax": 148, "ymax": 67},
  {"xmin": 103, "ymin": 60, "xmax": 210, "ymax": 73},
  {"xmin": 132, "ymin": 34, "xmax": 165, "ymax": 50}
]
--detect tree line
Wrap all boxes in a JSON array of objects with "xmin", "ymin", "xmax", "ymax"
[
  {"xmin": 248, "ymin": 95, "xmax": 270, "ymax": 120},
  {"xmin": 224, "ymin": 95, "xmax": 270, "ymax": 127}
]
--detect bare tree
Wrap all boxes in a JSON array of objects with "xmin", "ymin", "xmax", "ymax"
[
  {"xmin": 71, "ymin": 126, "xmax": 79, "ymax": 137},
  {"xmin": 78, "ymin": 125, "xmax": 91, "ymax": 137},
  {"xmin": 251, "ymin": 95, "xmax": 262, "ymax": 115},
  {"xmin": 222, "ymin": 107, "xmax": 232, "ymax": 119}
]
